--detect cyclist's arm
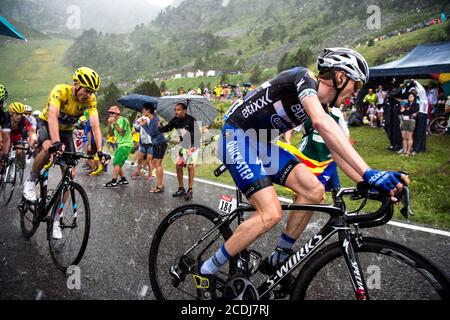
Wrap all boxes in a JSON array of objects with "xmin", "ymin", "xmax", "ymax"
[
  {"xmin": 331, "ymin": 151, "xmax": 363, "ymax": 183},
  {"xmin": 47, "ymin": 104, "xmax": 61, "ymax": 144},
  {"xmin": 27, "ymin": 127, "xmax": 37, "ymax": 147},
  {"xmin": 89, "ymin": 113, "xmax": 103, "ymax": 152},
  {"xmin": 302, "ymin": 95, "xmax": 369, "ymax": 176},
  {"xmin": 1, "ymin": 130, "xmax": 10, "ymax": 156}
]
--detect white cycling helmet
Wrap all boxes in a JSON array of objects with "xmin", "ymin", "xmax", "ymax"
[
  {"xmin": 25, "ymin": 105, "xmax": 33, "ymax": 113},
  {"xmin": 32, "ymin": 110, "xmax": 41, "ymax": 116},
  {"xmin": 318, "ymin": 48, "xmax": 369, "ymax": 84}
]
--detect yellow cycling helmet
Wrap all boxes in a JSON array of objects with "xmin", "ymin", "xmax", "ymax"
[
  {"xmin": 73, "ymin": 67, "xmax": 101, "ymax": 92},
  {"xmin": 0, "ymin": 84, "xmax": 8, "ymax": 103},
  {"xmin": 8, "ymin": 102, "xmax": 26, "ymax": 114}
]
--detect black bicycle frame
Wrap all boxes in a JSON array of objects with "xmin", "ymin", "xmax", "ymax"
[
  {"xmin": 37, "ymin": 164, "xmax": 74, "ymax": 222},
  {"xmin": 184, "ymin": 187, "xmax": 371, "ymax": 300},
  {"xmin": 236, "ymin": 203, "xmax": 370, "ymax": 300}
]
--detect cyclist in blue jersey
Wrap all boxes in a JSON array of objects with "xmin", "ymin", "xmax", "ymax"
[{"xmin": 192, "ymin": 48, "xmax": 410, "ymax": 299}]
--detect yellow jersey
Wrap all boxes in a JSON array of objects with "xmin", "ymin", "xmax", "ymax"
[{"xmin": 39, "ymin": 84, "xmax": 98, "ymax": 131}]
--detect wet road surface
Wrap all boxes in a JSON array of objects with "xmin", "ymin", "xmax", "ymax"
[{"xmin": 1, "ymin": 163, "xmax": 449, "ymax": 300}]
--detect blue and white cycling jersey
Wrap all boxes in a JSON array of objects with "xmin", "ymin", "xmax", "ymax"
[{"xmin": 218, "ymin": 67, "xmax": 322, "ymax": 198}]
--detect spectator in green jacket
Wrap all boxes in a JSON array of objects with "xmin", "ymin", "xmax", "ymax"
[{"xmin": 103, "ymin": 106, "xmax": 134, "ymax": 188}]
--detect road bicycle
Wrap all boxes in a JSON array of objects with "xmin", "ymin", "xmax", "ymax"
[
  {"xmin": 0, "ymin": 144, "xmax": 30, "ymax": 206},
  {"xmin": 18, "ymin": 151, "xmax": 92, "ymax": 272},
  {"xmin": 149, "ymin": 166, "xmax": 450, "ymax": 300},
  {"xmin": 428, "ymin": 113, "xmax": 449, "ymax": 135}
]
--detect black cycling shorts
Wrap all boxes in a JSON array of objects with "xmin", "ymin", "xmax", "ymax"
[
  {"xmin": 37, "ymin": 119, "xmax": 75, "ymax": 153},
  {"xmin": 0, "ymin": 110, "xmax": 11, "ymax": 132},
  {"xmin": 152, "ymin": 142, "xmax": 168, "ymax": 160}
]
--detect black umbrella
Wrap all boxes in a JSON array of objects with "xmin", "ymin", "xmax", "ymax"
[
  {"xmin": 157, "ymin": 95, "xmax": 218, "ymax": 125},
  {"xmin": 117, "ymin": 94, "xmax": 158, "ymax": 112}
]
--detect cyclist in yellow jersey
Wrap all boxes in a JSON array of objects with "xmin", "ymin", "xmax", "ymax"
[{"xmin": 23, "ymin": 67, "xmax": 109, "ymax": 203}]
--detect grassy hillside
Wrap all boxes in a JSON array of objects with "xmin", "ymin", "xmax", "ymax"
[
  {"xmin": 0, "ymin": 36, "xmax": 73, "ymax": 109},
  {"xmin": 358, "ymin": 21, "xmax": 450, "ymax": 66}
]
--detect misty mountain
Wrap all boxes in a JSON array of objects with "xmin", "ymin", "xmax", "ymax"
[{"xmin": 0, "ymin": 0, "xmax": 163, "ymax": 34}]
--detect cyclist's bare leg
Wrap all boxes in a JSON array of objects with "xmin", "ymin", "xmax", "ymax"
[
  {"xmin": 30, "ymin": 140, "xmax": 52, "ymax": 179},
  {"xmin": 200, "ymin": 187, "xmax": 282, "ymax": 275},
  {"xmin": 223, "ymin": 186, "xmax": 282, "ymax": 256},
  {"xmin": 283, "ymin": 163, "xmax": 325, "ymax": 239}
]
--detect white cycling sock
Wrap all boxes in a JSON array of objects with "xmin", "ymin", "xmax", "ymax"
[{"xmin": 200, "ymin": 244, "xmax": 231, "ymax": 275}]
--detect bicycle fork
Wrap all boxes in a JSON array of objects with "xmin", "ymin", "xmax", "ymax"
[{"xmin": 339, "ymin": 230, "xmax": 370, "ymax": 300}]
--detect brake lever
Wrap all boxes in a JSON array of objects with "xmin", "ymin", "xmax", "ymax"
[{"xmin": 398, "ymin": 186, "xmax": 414, "ymax": 223}]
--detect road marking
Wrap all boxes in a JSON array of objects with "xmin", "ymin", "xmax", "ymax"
[
  {"xmin": 122, "ymin": 160, "xmax": 449, "ymax": 237},
  {"xmin": 162, "ymin": 170, "xmax": 450, "ymax": 237}
]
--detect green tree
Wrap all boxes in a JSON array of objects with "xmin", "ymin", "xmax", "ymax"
[
  {"xmin": 194, "ymin": 56, "xmax": 205, "ymax": 69},
  {"xmin": 277, "ymin": 52, "xmax": 289, "ymax": 73},
  {"xmin": 278, "ymin": 24, "xmax": 288, "ymax": 43},
  {"xmin": 133, "ymin": 80, "xmax": 161, "ymax": 97},
  {"xmin": 261, "ymin": 27, "xmax": 273, "ymax": 44},
  {"xmin": 220, "ymin": 72, "xmax": 228, "ymax": 85},
  {"xmin": 293, "ymin": 46, "xmax": 313, "ymax": 67},
  {"xmin": 160, "ymin": 81, "xmax": 167, "ymax": 92},
  {"xmin": 249, "ymin": 65, "xmax": 262, "ymax": 85},
  {"xmin": 98, "ymin": 82, "xmax": 122, "ymax": 123}
]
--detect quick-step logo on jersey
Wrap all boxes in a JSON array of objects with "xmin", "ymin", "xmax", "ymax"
[{"xmin": 226, "ymin": 141, "xmax": 254, "ymax": 180}]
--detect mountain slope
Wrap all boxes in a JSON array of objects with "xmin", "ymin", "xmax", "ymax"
[
  {"xmin": 0, "ymin": 0, "xmax": 162, "ymax": 34},
  {"xmin": 61, "ymin": 0, "xmax": 448, "ymax": 81}
]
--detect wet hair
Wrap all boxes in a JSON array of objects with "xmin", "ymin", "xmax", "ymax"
[
  {"xmin": 142, "ymin": 102, "xmax": 155, "ymax": 114},
  {"xmin": 176, "ymin": 103, "xmax": 187, "ymax": 110}
]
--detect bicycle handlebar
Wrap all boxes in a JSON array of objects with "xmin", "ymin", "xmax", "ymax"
[
  {"xmin": 335, "ymin": 182, "xmax": 412, "ymax": 228},
  {"xmin": 214, "ymin": 165, "xmax": 412, "ymax": 227},
  {"xmin": 48, "ymin": 151, "xmax": 94, "ymax": 168}
]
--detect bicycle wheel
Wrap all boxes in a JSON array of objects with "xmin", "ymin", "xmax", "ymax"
[
  {"xmin": 149, "ymin": 204, "xmax": 235, "ymax": 300},
  {"xmin": 15, "ymin": 155, "xmax": 26, "ymax": 185},
  {"xmin": 428, "ymin": 117, "xmax": 448, "ymax": 136},
  {"xmin": 47, "ymin": 182, "xmax": 90, "ymax": 272},
  {"xmin": 291, "ymin": 237, "xmax": 450, "ymax": 300},
  {"xmin": 0, "ymin": 161, "xmax": 16, "ymax": 206}
]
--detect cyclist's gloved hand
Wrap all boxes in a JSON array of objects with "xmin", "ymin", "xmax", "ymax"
[
  {"xmin": 48, "ymin": 141, "xmax": 65, "ymax": 155},
  {"xmin": 363, "ymin": 168, "xmax": 403, "ymax": 194}
]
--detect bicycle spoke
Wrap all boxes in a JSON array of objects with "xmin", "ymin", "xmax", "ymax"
[
  {"xmin": 296, "ymin": 240, "xmax": 448, "ymax": 300},
  {"xmin": 48, "ymin": 183, "xmax": 90, "ymax": 271},
  {"xmin": 150, "ymin": 206, "xmax": 234, "ymax": 300}
]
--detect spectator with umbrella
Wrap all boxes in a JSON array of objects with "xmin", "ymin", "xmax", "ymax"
[
  {"xmin": 117, "ymin": 94, "xmax": 168, "ymax": 193},
  {"xmin": 141, "ymin": 102, "xmax": 168, "ymax": 194}
]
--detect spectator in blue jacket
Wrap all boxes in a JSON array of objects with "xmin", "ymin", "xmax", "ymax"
[{"xmin": 141, "ymin": 102, "xmax": 168, "ymax": 193}]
